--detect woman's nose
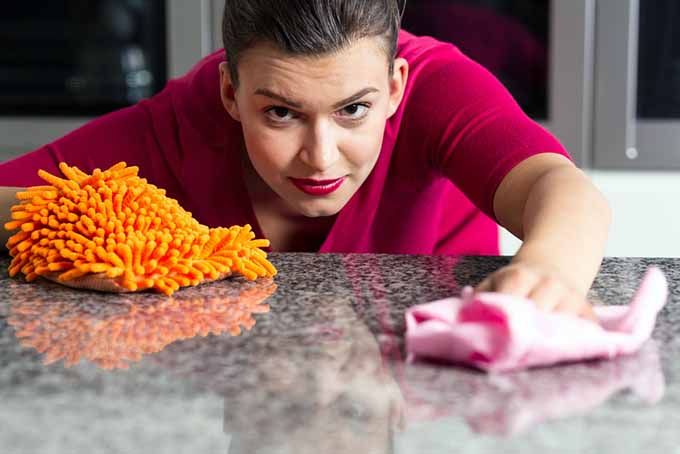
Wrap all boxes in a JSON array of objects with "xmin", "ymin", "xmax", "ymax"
[{"xmin": 299, "ymin": 122, "xmax": 340, "ymax": 172}]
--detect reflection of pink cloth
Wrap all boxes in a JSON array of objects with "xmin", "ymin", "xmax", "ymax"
[
  {"xmin": 405, "ymin": 267, "xmax": 668, "ymax": 372},
  {"xmin": 400, "ymin": 341, "xmax": 664, "ymax": 435}
]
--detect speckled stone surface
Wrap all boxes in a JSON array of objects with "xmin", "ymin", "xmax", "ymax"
[{"xmin": 1, "ymin": 253, "xmax": 679, "ymax": 454}]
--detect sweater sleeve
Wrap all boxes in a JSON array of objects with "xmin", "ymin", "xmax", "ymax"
[
  {"xmin": 0, "ymin": 90, "xmax": 184, "ymax": 196},
  {"xmin": 404, "ymin": 44, "xmax": 572, "ymax": 222}
]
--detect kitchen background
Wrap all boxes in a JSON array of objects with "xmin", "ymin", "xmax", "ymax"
[{"xmin": 1, "ymin": 0, "xmax": 678, "ymax": 257}]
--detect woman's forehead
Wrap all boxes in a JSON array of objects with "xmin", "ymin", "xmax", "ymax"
[{"xmin": 237, "ymin": 37, "xmax": 391, "ymax": 89}]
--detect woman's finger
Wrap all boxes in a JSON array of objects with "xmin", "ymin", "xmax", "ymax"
[
  {"xmin": 41, "ymin": 272, "xmax": 128, "ymax": 292},
  {"xmin": 475, "ymin": 276, "xmax": 493, "ymax": 292},
  {"xmin": 552, "ymin": 297, "xmax": 599, "ymax": 322},
  {"xmin": 489, "ymin": 267, "xmax": 540, "ymax": 298},
  {"xmin": 527, "ymin": 277, "xmax": 565, "ymax": 313},
  {"xmin": 552, "ymin": 297, "xmax": 585, "ymax": 316},
  {"xmin": 577, "ymin": 301, "xmax": 598, "ymax": 322}
]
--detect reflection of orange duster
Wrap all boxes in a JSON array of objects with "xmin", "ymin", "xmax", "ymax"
[
  {"xmin": 8, "ymin": 278, "xmax": 276, "ymax": 370},
  {"xmin": 4, "ymin": 162, "xmax": 276, "ymax": 295}
]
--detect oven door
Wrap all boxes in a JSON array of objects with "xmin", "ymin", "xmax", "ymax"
[
  {"xmin": 593, "ymin": 0, "xmax": 680, "ymax": 169},
  {"xmin": 400, "ymin": 0, "xmax": 595, "ymax": 167},
  {"xmin": 0, "ymin": 0, "xmax": 220, "ymax": 160}
]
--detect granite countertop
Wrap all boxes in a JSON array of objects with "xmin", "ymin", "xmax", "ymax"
[{"xmin": 1, "ymin": 253, "xmax": 679, "ymax": 454}]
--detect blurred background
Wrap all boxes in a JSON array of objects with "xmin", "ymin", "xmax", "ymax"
[{"xmin": 1, "ymin": 0, "xmax": 678, "ymax": 257}]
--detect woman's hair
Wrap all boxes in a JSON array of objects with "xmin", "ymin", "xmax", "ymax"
[{"xmin": 222, "ymin": 0, "xmax": 406, "ymax": 88}]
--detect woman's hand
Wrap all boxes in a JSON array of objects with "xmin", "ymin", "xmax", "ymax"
[
  {"xmin": 39, "ymin": 270, "xmax": 231, "ymax": 294},
  {"xmin": 474, "ymin": 261, "xmax": 597, "ymax": 321},
  {"xmin": 40, "ymin": 271, "xmax": 135, "ymax": 293},
  {"xmin": 484, "ymin": 155, "xmax": 610, "ymax": 323}
]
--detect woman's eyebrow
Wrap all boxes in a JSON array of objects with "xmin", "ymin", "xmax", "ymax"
[
  {"xmin": 253, "ymin": 87, "xmax": 379, "ymax": 109},
  {"xmin": 332, "ymin": 87, "xmax": 379, "ymax": 108}
]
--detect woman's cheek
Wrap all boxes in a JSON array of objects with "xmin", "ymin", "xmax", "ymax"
[
  {"xmin": 245, "ymin": 122, "xmax": 281, "ymax": 153},
  {"xmin": 348, "ymin": 125, "xmax": 384, "ymax": 166},
  {"xmin": 252, "ymin": 133, "xmax": 299, "ymax": 173}
]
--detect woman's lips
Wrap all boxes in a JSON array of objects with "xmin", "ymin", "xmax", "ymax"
[{"xmin": 290, "ymin": 177, "xmax": 346, "ymax": 196}]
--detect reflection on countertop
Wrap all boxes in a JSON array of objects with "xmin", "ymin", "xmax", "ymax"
[
  {"xmin": 6, "ymin": 278, "xmax": 276, "ymax": 370},
  {"xmin": 403, "ymin": 341, "xmax": 664, "ymax": 436},
  {"xmin": 1, "ymin": 253, "xmax": 679, "ymax": 454}
]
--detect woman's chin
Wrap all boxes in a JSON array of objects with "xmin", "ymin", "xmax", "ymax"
[{"xmin": 291, "ymin": 200, "xmax": 344, "ymax": 218}]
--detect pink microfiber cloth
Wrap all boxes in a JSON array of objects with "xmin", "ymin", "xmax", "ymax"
[{"xmin": 405, "ymin": 267, "xmax": 668, "ymax": 372}]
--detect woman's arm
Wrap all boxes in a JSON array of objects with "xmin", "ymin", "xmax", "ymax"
[
  {"xmin": 1, "ymin": 187, "xmax": 23, "ymax": 251},
  {"xmin": 404, "ymin": 43, "xmax": 608, "ymax": 317},
  {"xmin": 477, "ymin": 152, "xmax": 611, "ymax": 318}
]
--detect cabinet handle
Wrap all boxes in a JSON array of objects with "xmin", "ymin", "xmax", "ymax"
[{"xmin": 594, "ymin": 0, "xmax": 640, "ymax": 167}]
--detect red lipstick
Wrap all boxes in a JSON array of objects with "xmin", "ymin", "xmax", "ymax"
[{"xmin": 290, "ymin": 177, "xmax": 346, "ymax": 196}]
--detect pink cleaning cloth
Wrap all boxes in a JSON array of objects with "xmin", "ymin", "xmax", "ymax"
[{"xmin": 405, "ymin": 267, "xmax": 668, "ymax": 372}]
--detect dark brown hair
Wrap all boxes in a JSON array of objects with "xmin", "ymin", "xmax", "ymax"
[{"xmin": 222, "ymin": 0, "xmax": 406, "ymax": 87}]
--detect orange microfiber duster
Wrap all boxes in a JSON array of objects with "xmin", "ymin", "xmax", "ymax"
[{"xmin": 4, "ymin": 162, "xmax": 277, "ymax": 295}]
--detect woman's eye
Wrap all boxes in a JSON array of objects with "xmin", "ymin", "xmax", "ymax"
[
  {"xmin": 265, "ymin": 106, "xmax": 295, "ymax": 122},
  {"xmin": 265, "ymin": 103, "xmax": 369, "ymax": 124},
  {"xmin": 338, "ymin": 103, "xmax": 370, "ymax": 119}
]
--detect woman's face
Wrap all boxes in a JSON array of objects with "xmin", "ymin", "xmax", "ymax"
[{"xmin": 219, "ymin": 37, "xmax": 408, "ymax": 218}]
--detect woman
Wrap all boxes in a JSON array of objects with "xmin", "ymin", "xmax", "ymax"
[{"xmin": 0, "ymin": 0, "xmax": 610, "ymax": 318}]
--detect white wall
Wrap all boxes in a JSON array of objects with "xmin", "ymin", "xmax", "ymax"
[{"xmin": 500, "ymin": 170, "xmax": 680, "ymax": 257}]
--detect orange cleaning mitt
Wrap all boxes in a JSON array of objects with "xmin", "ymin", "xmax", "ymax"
[{"xmin": 4, "ymin": 162, "xmax": 277, "ymax": 295}]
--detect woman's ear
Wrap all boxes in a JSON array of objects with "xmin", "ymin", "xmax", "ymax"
[
  {"xmin": 387, "ymin": 57, "xmax": 409, "ymax": 118},
  {"xmin": 219, "ymin": 62, "xmax": 241, "ymax": 122}
]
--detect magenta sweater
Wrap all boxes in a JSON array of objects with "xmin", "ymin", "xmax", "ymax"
[{"xmin": 0, "ymin": 30, "xmax": 570, "ymax": 255}]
